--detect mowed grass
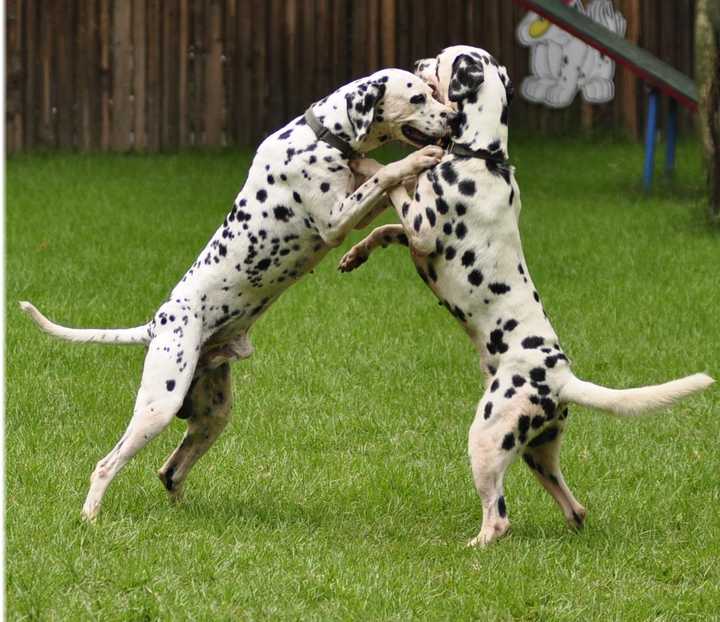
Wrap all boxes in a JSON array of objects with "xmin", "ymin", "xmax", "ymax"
[{"xmin": 6, "ymin": 138, "xmax": 719, "ymax": 621}]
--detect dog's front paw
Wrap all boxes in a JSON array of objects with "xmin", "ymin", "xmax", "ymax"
[
  {"xmin": 338, "ymin": 245, "xmax": 368, "ymax": 272},
  {"xmin": 402, "ymin": 145, "xmax": 444, "ymax": 176}
]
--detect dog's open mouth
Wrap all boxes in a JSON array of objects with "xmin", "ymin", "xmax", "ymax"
[{"xmin": 401, "ymin": 124, "xmax": 440, "ymax": 146}]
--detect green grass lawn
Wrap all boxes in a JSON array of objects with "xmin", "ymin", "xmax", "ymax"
[{"xmin": 6, "ymin": 138, "xmax": 719, "ymax": 620}]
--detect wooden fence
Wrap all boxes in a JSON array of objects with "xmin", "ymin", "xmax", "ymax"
[{"xmin": 5, "ymin": 0, "xmax": 696, "ymax": 153}]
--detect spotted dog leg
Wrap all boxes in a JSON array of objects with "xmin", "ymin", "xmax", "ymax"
[
  {"xmin": 338, "ymin": 224, "xmax": 409, "ymax": 272},
  {"xmin": 350, "ymin": 158, "xmax": 418, "ymax": 230},
  {"xmin": 81, "ymin": 312, "xmax": 202, "ymax": 521},
  {"xmin": 319, "ymin": 145, "xmax": 443, "ymax": 247},
  {"xmin": 522, "ymin": 413, "xmax": 587, "ymax": 530},
  {"xmin": 158, "ymin": 362, "xmax": 233, "ymax": 500},
  {"xmin": 466, "ymin": 392, "xmax": 528, "ymax": 547}
]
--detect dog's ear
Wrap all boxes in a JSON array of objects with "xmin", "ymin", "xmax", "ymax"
[
  {"xmin": 345, "ymin": 80, "xmax": 386, "ymax": 142},
  {"xmin": 499, "ymin": 66, "xmax": 514, "ymax": 105},
  {"xmin": 448, "ymin": 54, "xmax": 484, "ymax": 103}
]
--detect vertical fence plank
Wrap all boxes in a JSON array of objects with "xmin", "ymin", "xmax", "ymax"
[
  {"xmin": 99, "ymin": 0, "xmax": 111, "ymax": 149},
  {"xmin": 351, "ymin": 1, "xmax": 367, "ymax": 78},
  {"xmin": 133, "ymin": 0, "xmax": 147, "ymax": 150},
  {"xmin": 365, "ymin": 0, "xmax": 379, "ymax": 73},
  {"xmin": 317, "ymin": 0, "xmax": 332, "ymax": 92},
  {"xmin": 56, "ymin": 1, "xmax": 75, "ymax": 148},
  {"xmin": 237, "ymin": 0, "xmax": 252, "ymax": 146},
  {"xmin": 162, "ymin": 1, "xmax": 179, "ymax": 149},
  {"xmin": 205, "ymin": 0, "xmax": 224, "ymax": 145},
  {"xmin": 6, "ymin": 0, "xmax": 22, "ymax": 154},
  {"xmin": 23, "ymin": 0, "xmax": 37, "ymax": 149},
  {"xmin": 112, "ymin": 0, "xmax": 132, "ymax": 150},
  {"xmin": 266, "ymin": 0, "xmax": 284, "ymax": 132},
  {"xmin": 224, "ymin": 0, "xmax": 236, "ymax": 144},
  {"xmin": 76, "ymin": 0, "xmax": 89, "ymax": 150},
  {"xmin": 177, "ymin": 0, "xmax": 189, "ymax": 147},
  {"xmin": 190, "ymin": 1, "xmax": 205, "ymax": 145},
  {"xmin": 303, "ymin": 0, "xmax": 317, "ymax": 104},
  {"xmin": 251, "ymin": 0, "xmax": 268, "ymax": 144},
  {"xmin": 146, "ymin": 0, "xmax": 161, "ymax": 151},
  {"xmin": 331, "ymin": 0, "xmax": 348, "ymax": 88},
  {"xmin": 381, "ymin": 0, "xmax": 396, "ymax": 69},
  {"xmin": 284, "ymin": 0, "xmax": 302, "ymax": 119}
]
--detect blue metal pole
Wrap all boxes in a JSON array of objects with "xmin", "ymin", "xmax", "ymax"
[
  {"xmin": 643, "ymin": 89, "xmax": 659, "ymax": 191},
  {"xmin": 665, "ymin": 98, "xmax": 678, "ymax": 177}
]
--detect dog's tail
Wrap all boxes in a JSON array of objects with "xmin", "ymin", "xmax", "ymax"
[
  {"xmin": 559, "ymin": 372, "xmax": 714, "ymax": 417},
  {"xmin": 19, "ymin": 301, "xmax": 151, "ymax": 345}
]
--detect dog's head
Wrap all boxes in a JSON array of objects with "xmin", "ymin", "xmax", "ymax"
[
  {"xmin": 342, "ymin": 68, "xmax": 454, "ymax": 150},
  {"xmin": 426, "ymin": 46, "xmax": 513, "ymax": 134}
]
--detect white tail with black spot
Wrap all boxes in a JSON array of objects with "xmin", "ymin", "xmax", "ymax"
[
  {"xmin": 19, "ymin": 301, "xmax": 150, "ymax": 345},
  {"xmin": 559, "ymin": 372, "xmax": 714, "ymax": 417}
]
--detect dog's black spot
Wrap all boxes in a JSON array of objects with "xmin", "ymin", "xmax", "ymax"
[
  {"xmin": 444, "ymin": 246, "xmax": 456, "ymax": 261},
  {"xmin": 413, "ymin": 214, "xmax": 423, "ymax": 232},
  {"xmin": 512, "ymin": 375, "xmax": 526, "ymax": 387},
  {"xmin": 498, "ymin": 495, "xmax": 507, "ymax": 518},
  {"xmin": 490, "ymin": 379, "xmax": 500, "ymax": 392},
  {"xmin": 487, "ymin": 329, "xmax": 508, "ymax": 354},
  {"xmin": 256, "ymin": 189, "xmax": 267, "ymax": 203},
  {"xmin": 443, "ymin": 222, "xmax": 453, "ymax": 235},
  {"xmin": 522, "ymin": 336, "xmax": 545, "ymax": 349},
  {"xmin": 461, "ymin": 250, "xmax": 475, "ymax": 267},
  {"xmin": 484, "ymin": 401, "xmax": 493, "ymax": 419},
  {"xmin": 320, "ymin": 182, "xmax": 330, "ymax": 193},
  {"xmin": 501, "ymin": 433, "xmax": 515, "ymax": 450},
  {"xmin": 530, "ymin": 415, "xmax": 544, "ymax": 429},
  {"xmin": 504, "ymin": 388, "xmax": 516, "ymax": 399},
  {"xmin": 540, "ymin": 398, "xmax": 556, "ymax": 419},
  {"xmin": 273, "ymin": 205, "xmax": 293, "ymax": 222},
  {"xmin": 530, "ymin": 367, "xmax": 546, "ymax": 383},
  {"xmin": 410, "ymin": 93, "xmax": 427, "ymax": 104},
  {"xmin": 504, "ymin": 319, "xmax": 518, "ymax": 331},
  {"xmin": 458, "ymin": 179, "xmax": 476, "ymax": 196},
  {"xmin": 440, "ymin": 161, "xmax": 458, "ymax": 184},
  {"xmin": 468, "ymin": 269, "xmax": 483, "ymax": 286},
  {"xmin": 293, "ymin": 191, "xmax": 302, "ymax": 203},
  {"xmin": 166, "ymin": 380, "xmax": 176, "ymax": 392},
  {"xmin": 489, "ymin": 282, "xmax": 511, "ymax": 295},
  {"xmin": 425, "ymin": 208, "xmax": 437, "ymax": 227},
  {"xmin": 436, "ymin": 198, "xmax": 449, "ymax": 214},
  {"xmin": 455, "ymin": 222, "xmax": 467, "ymax": 239},
  {"xmin": 518, "ymin": 415, "xmax": 531, "ymax": 443}
]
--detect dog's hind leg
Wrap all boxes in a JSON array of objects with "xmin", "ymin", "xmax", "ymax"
[
  {"xmin": 522, "ymin": 409, "xmax": 586, "ymax": 530},
  {"xmin": 81, "ymin": 316, "xmax": 202, "ymax": 521},
  {"xmin": 157, "ymin": 362, "xmax": 233, "ymax": 500},
  {"xmin": 466, "ymin": 393, "xmax": 524, "ymax": 547}
]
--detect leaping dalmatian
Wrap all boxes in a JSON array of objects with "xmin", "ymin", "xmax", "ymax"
[
  {"xmin": 339, "ymin": 45, "xmax": 714, "ymax": 547},
  {"xmin": 20, "ymin": 68, "xmax": 455, "ymax": 521}
]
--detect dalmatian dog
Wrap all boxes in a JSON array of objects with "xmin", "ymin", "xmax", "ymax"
[
  {"xmin": 339, "ymin": 46, "xmax": 714, "ymax": 547},
  {"xmin": 20, "ymin": 68, "xmax": 455, "ymax": 521}
]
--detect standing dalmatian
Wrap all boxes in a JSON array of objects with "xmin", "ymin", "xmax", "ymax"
[
  {"xmin": 340, "ymin": 46, "xmax": 714, "ymax": 547},
  {"xmin": 21, "ymin": 68, "xmax": 454, "ymax": 521}
]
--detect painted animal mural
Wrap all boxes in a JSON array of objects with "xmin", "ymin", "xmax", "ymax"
[{"xmin": 517, "ymin": 0, "xmax": 627, "ymax": 108}]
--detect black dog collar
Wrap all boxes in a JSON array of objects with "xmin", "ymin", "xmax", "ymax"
[
  {"xmin": 304, "ymin": 106, "xmax": 361, "ymax": 160},
  {"xmin": 447, "ymin": 141, "xmax": 510, "ymax": 167}
]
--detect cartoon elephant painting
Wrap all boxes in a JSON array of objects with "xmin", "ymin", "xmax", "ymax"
[{"xmin": 517, "ymin": 0, "xmax": 627, "ymax": 108}]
